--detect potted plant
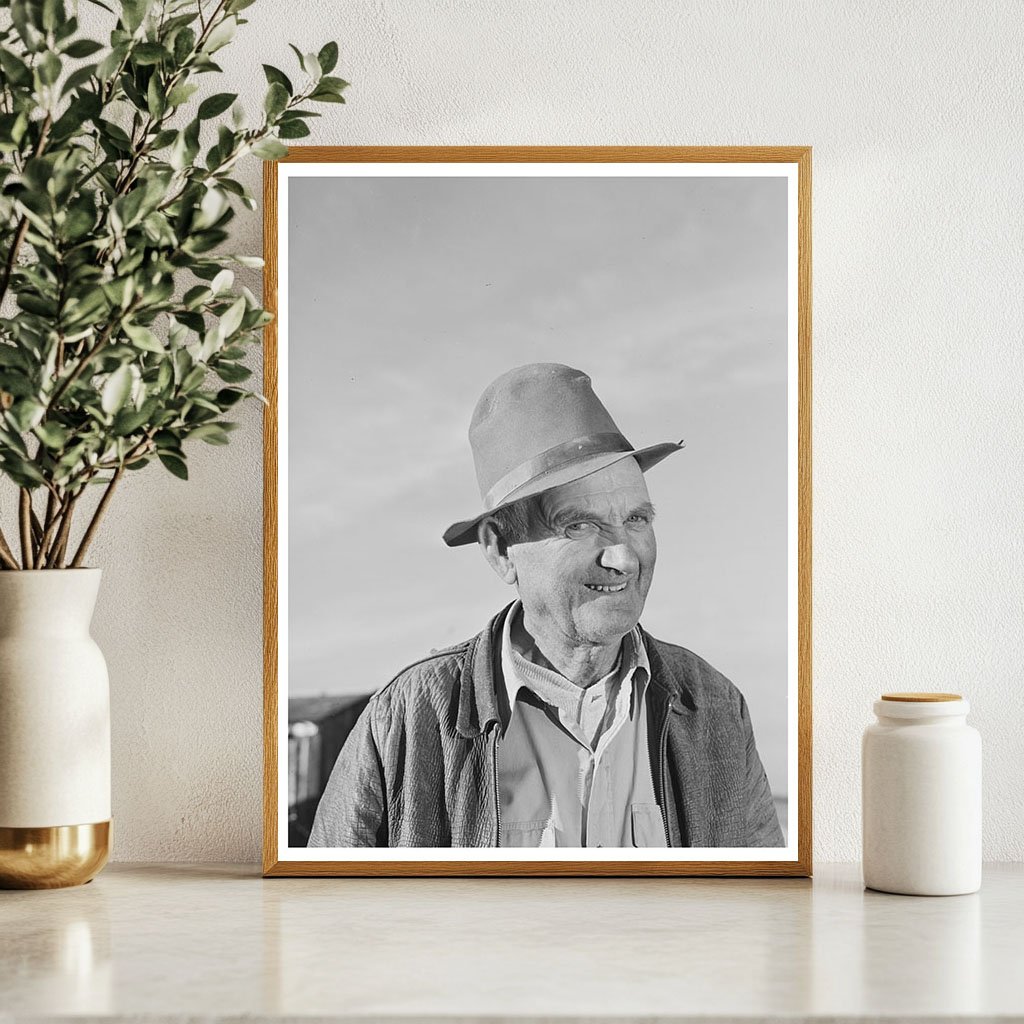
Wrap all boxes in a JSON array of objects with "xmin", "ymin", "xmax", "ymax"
[{"xmin": 0, "ymin": 0, "xmax": 344, "ymax": 887}]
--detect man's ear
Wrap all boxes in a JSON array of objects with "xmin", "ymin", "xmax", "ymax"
[{"xmin": 478, "ymin": 518, "xmax": 518, "ymax": 585}]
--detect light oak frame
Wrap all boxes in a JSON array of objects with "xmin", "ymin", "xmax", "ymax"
[{"xmin": 262, "ymin": 147, "xmax": 812, "ymax": 878}]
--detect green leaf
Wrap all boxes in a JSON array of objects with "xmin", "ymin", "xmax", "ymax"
[
  {"xmin": 97, "ymin": 43, "xmax": 128, "ymax": 80},
  {"xmin": 173, "ymin": 26, "xmax": 196, "ymax": 65},
  {"xmin": 167, "ymin": 81, "xmax": 199, "ymax": 107},
  {"xmin": 158, "ymin": 452, "xmax": 188, "ymax": 479},
  {"xmin": 198, "ymin": 91, "xmax": 237, "ymax": 119},
  {"xmin": 113, "ymin": 187, "xmax": 148, "ymax": 229},
  {"xmin": 317, "ymin": 41, "xmax": 339, "ymax": 75},
  {"xmin": 251, "ymin": 138, "xmax": 287, "ymax": 160},
  {"xmin": 41, "ymin": 0, "xmax": 67, "ymax": 32},
  {"xmin": 189, "ymin": 423, "xmax": 230, "ymax": 445},
  {"xmin": 183, "ymin": 285, "xmax": 212, "ymax": 310},
  {"xmin": 229, "ymin": 254, "xmax": 263, "ymax": 269},
  {"xmin": 98, "ymin": 118, "xmax": 132, "ymax": 150},
  {"xmin": 210, "ymin": 269, "xmax": 233, "ymax": 294},
  {"xmin": 34, "ymin": 421, "xmax": 70, "ymax": 449},
  {"xmin": 264, "ymin": 81, "xmax": 288, "ymax": 117},
  {"xmin": 9, "ymin": 399, "xmax": 45, "ymax": 432},
  {"xmin": 62, "ymin": 203, "xmax": 96, "ymax": 240},
  {"xmin": 226, "ymin": 0, "xmax": 256, "ymax": 11},
  {"xmin": 124, "ymin": 321, "xmax": 164, "ymax": 353},
  {"xmin": 121, "ymin": 0, "xmax": 153, "ymax": 33},
  {"xmin": 17, "ymin": 293, "xmax": 58, "ymax": 317},
  {"xmin": 181, "ymin": 365, "xmax": 206, "ymax": 392},
  {"xmin": 310, "ymin": 87, "xmax": 346, "ymax": 104},
  {"xmin": 0, "ymin": 50, "xmax": 33, "ymax": 87},
  {"xmin": 38, "ymin": 51, "xmax": 62, "ymax": 86},
  {"xmin": 214, "ymin": 362, "xmax": 251, "ymax": 383},
  {"xmin": 300, "ymin": 51, "xmax": 321, "ymax": 81},
  {"xmin": 147, "ymin": 74, "xmax": 166, "ymax": 117},
  {"xmin": 112, "ymin": 406, "xmax": 151, "ymax": 435},
  {"xmin": 61, "ymin": 62, "xmax": 98, "ymax": 96},
  {"xmin": 215, "ymin": 388, "xmax": 246, "ymax": 408},
  {"xmin": 277, "ymin": 120, "xmax": 309, "ymax": 140},
  {"xmin": 156, "ymin": 359, "xmax": 173, "ymax": 391},
  {"xmin": 0, "ymin": 347, "xmax": 29, "ymax": 370},
  {"xmin": 11, "ymin": 1, "xmax": 44, "ymax": 52},
  {"xmin": 132, "ymin": 42, "xmax": 168, "ymax": 66},
  {"xmin": 1, "ymin": 456, "xmax": 46, "ymax": 487},
  {"xmin": 203, "ymin": 15, "xmax": 236, "ymax": 53},
  {"xmin": 101, "ymin": 365, "xmax": 133, "ymax": 415},
  {"xmin": 0, "ymin": 423, "xmax": 30, "ymax": 456},
  {"xmin": 149, "ymin": 128, "xmax": 177, "ymax": 149},
  {"xmin": 262, "ymin": 64, "xmax": 292, "ymax": 95},
  {"xmin": 63, "ymin": 38, "xmax": 104, "ymax": 58},
  {"xmin": 319, "ymin": 76, "xmax": 349, "ymax": 93},
  {"xmin": 218, "ymin": 296, "xmax": 246, "ymax": 339}
]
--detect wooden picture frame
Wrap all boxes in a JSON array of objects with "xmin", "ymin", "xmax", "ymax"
[{"xmin": 263, "ymin": 147, "xmax": 812, "ymax": 877}]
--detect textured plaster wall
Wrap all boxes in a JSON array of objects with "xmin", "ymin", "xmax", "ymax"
[{"xmin": 73, "ymin": 1, "xmax": 1023, "ymax": 862}]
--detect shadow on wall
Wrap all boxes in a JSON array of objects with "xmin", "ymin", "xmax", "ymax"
[{"xmin": 288, "ymin": 698, "xmax": 789, "ymax": 848}]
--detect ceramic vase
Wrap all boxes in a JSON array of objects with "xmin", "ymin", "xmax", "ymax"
[{"xmin": 0, "ymin": 569, "xmax": 111, "ymax": 888}]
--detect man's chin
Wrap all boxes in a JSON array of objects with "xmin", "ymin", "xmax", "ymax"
[{"xmin": 575, "ymin": 607, "xmax": 642, "ymax": 646}]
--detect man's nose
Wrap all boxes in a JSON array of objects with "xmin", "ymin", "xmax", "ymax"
[{"xmin": 598, "ymin": 540, "xmax": 639, "ymax": 576}]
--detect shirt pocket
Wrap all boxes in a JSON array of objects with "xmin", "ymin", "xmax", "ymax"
[
  {"xmin": 502, "ymin": 819, "xmax": 557, "ymax": 848},
  {"xmin": 630, "ymin": 803, "xmax": 668, "ymax": 848}
]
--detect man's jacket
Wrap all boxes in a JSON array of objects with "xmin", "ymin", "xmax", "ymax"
[{"xmin": 309, "ymin": 606, "xmax": 784, "ymax": 848}]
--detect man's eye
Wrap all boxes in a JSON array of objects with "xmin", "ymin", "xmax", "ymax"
[
  {"xmin": 626, "ymin": 514, "xmax": 652, "ymax": 528},
  {"xmin": 564, "ymin": 521, "xmax": 597, "ymax": 537}
]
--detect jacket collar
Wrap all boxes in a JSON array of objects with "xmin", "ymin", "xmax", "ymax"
[
  {"xmin": 639, "ymin": 625, "xmax": 699, "ymax": 713},
  {"xmin": 456, "ymin": 605, "xmax": 697, "ymax": 738}
]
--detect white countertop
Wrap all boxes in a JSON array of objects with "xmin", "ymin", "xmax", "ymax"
[{"xmin": 1, "ymin": 862, "xmax": 1021, "ymax": 1021}]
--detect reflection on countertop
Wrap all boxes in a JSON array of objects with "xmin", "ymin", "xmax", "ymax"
[{"xmin": 1, "ymin": 862, "xmax": 1021, "ymax": 1020}]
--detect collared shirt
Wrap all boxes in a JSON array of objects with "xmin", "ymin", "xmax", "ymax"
[{"xmin": 496, "ymin": 602, "xmax": 667, "ymax": 848}]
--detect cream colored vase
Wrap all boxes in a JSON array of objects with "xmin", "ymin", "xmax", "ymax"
[{"xmin": 0, "ymin": 569, "xmax": 111, "ymax": 888}]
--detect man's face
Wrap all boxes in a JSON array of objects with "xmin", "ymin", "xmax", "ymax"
[{"xmin": 509, "ymin": 457, "xmax": 657, "ymax": 650}]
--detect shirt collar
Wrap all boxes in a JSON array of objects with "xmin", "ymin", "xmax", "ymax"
[{"xmin": 499, "ymin": 600, "xmax": 650, "ymax": 729}]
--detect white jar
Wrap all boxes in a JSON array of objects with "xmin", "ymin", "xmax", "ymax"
[{"xmin": 862, "ymin": 693, "xmax": 981, "ymax": 896}]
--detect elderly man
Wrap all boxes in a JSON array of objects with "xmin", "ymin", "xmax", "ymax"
[{"xmin": 309, "ymin": 363, "xmax": 783, "ymax": 848}]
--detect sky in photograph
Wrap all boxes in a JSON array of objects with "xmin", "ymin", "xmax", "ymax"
[{"xmin": 285, "ymin": 172, "xmax": 790, "ymax": 794}]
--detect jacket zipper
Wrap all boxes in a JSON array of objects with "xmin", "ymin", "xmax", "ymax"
[
  {"xmin": 491, "ymin": 727, "xmax": 501, "ymax": 848},
  {"xmin": 660, "ymin": 707, "xmax": 672, "ymax": 847}
]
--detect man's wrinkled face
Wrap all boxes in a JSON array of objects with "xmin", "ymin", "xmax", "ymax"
[{"xmin": 510, "ymin": 458, "xmax": 657, "ymax": 649}]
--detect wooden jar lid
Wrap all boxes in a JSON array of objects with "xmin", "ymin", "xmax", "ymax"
[{"xmin": 881, "ymin": 692, "xmax": 962, "ymax": 702}]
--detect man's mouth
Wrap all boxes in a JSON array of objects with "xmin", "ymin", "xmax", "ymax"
[{"xmin": 584, "ymin": 581, "xmax": 629, "ymax": 593}]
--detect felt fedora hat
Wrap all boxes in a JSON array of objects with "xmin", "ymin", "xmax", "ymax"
[{"xmin": 442, "ymin": 363, "xmax": 683, "ymax": 547}]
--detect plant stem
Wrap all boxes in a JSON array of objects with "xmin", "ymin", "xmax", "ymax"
[
  {"xmin": 0, "ymin": 113, "xmax": 52, "ymax": 310},
  {"xmin": 29, "ymin": 506, "xmax": 43, "ymax": 546},
  {"xmin": 0, "ymin": 527, "xmax": 19, "ymax": 570},
  {"xmin": 0, "ymin": 216, "xmax": 30, "ymax": 312},
  {"xmin": 36, "ymin": 488, "xmax": 66, "ymax": 566},
  {"xmin": 45, "ymin": 493, "xmax": 78, "ymax": 569},
  {"xmin": 70, "ymin": 466, "xmax": 124, "ymax": 568},
  {"xmin": 46, "ymin": 299, "xmax": 139, "ymax": 413},
  {"xmin": 18, "ymin": 489, "xmax": 34, "ymax": 570}
]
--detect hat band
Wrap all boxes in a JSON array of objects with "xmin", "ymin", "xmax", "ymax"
[{"xmin": 483, "ymin": 431, "xmax": 633, "ymax": 510}]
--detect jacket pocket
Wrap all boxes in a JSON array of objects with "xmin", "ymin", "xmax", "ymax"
[
  {"xmin": 502, "ymin": 819, "xmax": 556, "ymax": 847},
  {"xmin": 630, "ymin": 803, "xmax": 668, "ymax": 848}
]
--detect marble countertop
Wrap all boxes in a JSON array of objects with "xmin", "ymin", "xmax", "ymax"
[{"xmin": 1, "ymin": 862, "xmax": 1021, "ymax": 1021}]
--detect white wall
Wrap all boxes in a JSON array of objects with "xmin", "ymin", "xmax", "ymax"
[{"xmin": 73, "ymin": 1, "xmax": 1023, "ymax": 862}]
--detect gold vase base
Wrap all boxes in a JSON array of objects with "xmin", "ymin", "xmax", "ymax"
[{"xmin": 0, "ymin": 821, "xmax": 111, "ymax": 889}]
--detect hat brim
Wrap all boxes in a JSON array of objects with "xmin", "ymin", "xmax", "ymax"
[{"xmin": 441, "ymin": 440, "xmax": 684, "ymax": 547}]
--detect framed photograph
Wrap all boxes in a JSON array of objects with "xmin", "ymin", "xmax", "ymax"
[{"xmin": 263, "ymin": 147, "xmax": 811, "ymax": 877}]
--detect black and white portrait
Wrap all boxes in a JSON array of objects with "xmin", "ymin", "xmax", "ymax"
[{"xmin": 271, "ymin": 155, "xmax": 806, "ymax": 871}]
